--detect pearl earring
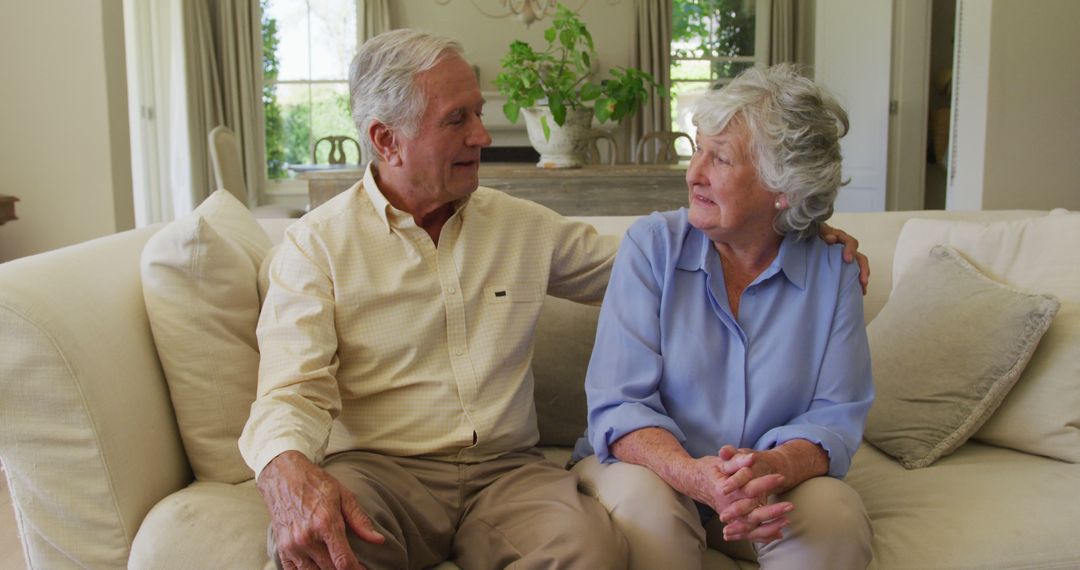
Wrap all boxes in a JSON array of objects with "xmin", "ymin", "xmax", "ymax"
[{"xmin": 774, "ymin": 194, "xmax": 788, "ymax": 210}]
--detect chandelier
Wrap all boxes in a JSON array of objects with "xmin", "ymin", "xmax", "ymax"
[{"xmin": 434, "ymin": 0, "xmax": 599, "ymax": 27}]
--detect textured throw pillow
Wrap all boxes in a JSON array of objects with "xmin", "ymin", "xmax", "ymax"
[
  {"xmin": 865, "ymin": 245, "xmax": 1059, "ymax": 469},
  {"xmin": 891, "ymin": 210, "xmax": 1080, "ymax": 462},
  {"xmin": 141, "ymin": 190, "xmax": 271, "ymax": 483}
]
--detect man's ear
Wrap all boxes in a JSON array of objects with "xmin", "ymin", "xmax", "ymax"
[{"xmin": 370, "ymin": 121, "xmax": 402, "ymax": 166}]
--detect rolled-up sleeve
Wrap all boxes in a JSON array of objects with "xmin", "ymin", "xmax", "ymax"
[
  {"xmin": 239, "ymin": 223, "xmax": 342, "ymax": 478},
  {"xmin": 754, "ymin": 261, "xmax": 874, "ymax": 477},
  {"xmin": 585, "ymin": 224, "xmax": 687, "ymax": 463}
]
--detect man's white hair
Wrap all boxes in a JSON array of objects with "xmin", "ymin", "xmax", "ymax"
[{"xmin": 349, "ymin": 29, "xmax": 464, "ymax": 160}]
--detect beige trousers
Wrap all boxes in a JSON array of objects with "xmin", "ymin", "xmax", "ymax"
[
  {"xmin": 572, "ymin": 455, "xmax": 872, "ymax": 570},
  {"xmin": 269, "ymin": 448, "xmax": 627, "ymax": 570}
]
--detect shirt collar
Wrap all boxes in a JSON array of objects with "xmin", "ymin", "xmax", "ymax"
[
  {"xmin": 677, "ymin": 228, "xmax": 808, "ymax": 290},
  {"xmin": 361, "ymin": 162, "xmax": 473, "ymax": 233},
  {"xmin": 361, "ymin": 162, "xmax": 394, "ymax": 232}
]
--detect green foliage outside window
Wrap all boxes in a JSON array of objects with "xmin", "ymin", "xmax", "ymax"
[
  {"xmin": 262, "ymin": 1, "xmax": 358, "ymax": 178},
  {"xmin": 262, "ymin": 0, "xmax": 286, "ymax": 179},
  {"xmin": 671, "ymin": 0, "xmax": 755, "ymax": 85}
]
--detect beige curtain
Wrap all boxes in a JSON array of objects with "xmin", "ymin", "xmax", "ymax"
[
  {"xmin": 181, "ymin": 0, "xmax": 264, "ymax": 208},
  {"xmin": 770, "ymin": 0, "xmax": 815, "ymax": 68},
  {"xmin": 359, "ymin": 0, "xmax": 392, "ymax": 42},
  {"xmin": 625, "ymin": 0, "xmax": 672, "ymax": 164}
]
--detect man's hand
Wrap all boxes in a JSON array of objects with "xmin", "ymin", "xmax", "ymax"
[
  {"xmin": 819, "ymin": 223, "xmax": 870, "ymax": 295},
  {"xmin": 257, "ymin": 451, "xmax": 385, "ymax": 570},
  {"xmin": 671, "ymin": 452, "xmax": 792, "ymax": 544}
]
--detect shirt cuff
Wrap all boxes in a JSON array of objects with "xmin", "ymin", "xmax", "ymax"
[
  {"xmin": 589, "ymin": 402, "xmax": 687, "ymax": 464},
  {"xmin": 242, "ymin": 437, "xmax": 324, "ymax": 480},
  {"xmin": 755, "ymin": 424, "xmax": 857, "ymax": 478}
]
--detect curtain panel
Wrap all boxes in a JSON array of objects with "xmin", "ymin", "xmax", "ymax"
[
  {"xmin": 181, "ymin": 0, "xmax": 264, "ymax": 208},
  {"xmin": 626, "ymin": 0, "xmax": 673, "ymax": 163}
]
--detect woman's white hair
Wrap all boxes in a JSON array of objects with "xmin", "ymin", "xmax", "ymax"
[
  {"xmin": 349, "ymin": 29, "xmax": 464, "ymax": 159},
  {"xmin": 692, "ymin": 63, "xmax": 849, "ymax": 240}
]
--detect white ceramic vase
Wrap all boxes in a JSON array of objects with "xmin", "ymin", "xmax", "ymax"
[{"xmin": 521, "ymin": 106, "xmax": 593, "ymax": 168}]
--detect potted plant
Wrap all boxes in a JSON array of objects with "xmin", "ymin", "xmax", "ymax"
[{"xmin": 494, "ymin": 4, "xmax": 660, "ymax": 168}]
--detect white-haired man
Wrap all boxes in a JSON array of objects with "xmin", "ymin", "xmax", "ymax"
[{"xmin": 239, "ymin": 29, "xmax": 626, "ymax": 569}]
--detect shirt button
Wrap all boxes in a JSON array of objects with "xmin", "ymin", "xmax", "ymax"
[
  {"xmin": 448, "ymin": 286, "xmax": 456, "ymax": 295},
  {"xmin": 456, "ymin": 349, "xmax": 464, "ymax": 356}
]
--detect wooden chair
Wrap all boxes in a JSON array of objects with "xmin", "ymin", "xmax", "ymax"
[
  {"xmin": 311, "ymin": 135, "xmax": 361, "ymax": 165},
  {"xmin": 582, "ymin": 129, "xmax": 619, "ymax": 165},
  {"xmin": 634, "ymin": 131, "xmax": 695, "ymax": 164}
]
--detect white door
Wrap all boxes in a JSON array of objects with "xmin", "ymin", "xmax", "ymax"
[{"xmin": 814, "ymin": 0, "xmax": 893, "ymax": 212}]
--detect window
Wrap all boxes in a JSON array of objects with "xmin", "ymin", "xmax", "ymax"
[
  {"xmin": 262, "ymin": 0, "xmax": 359, "ymax": 181},
  {"xmin": 670, "ymin": 0, "xmax": 770, "ymax": 151}
]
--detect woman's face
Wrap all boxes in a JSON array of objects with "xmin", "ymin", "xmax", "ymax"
[{"xmin": 685, "ymin": 119, "xmax": 777, "ymax": 245}]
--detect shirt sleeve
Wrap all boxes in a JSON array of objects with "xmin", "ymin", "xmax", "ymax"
[
  {"xmin": 585, "ymin": 224, "xmax": 687, "ymax": 463},
  {"xmin": 544, "ymin": 209, "xmax": 620, "ymax": 306},
  {"xmin": 238, "ymin": 223, "xmax": 342, "ymax": 478},
  {"xmin": 754, "ymin": 260, "xmax": 874, "ymax": 478}
]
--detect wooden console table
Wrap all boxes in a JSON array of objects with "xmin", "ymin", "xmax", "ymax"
[
  {"xmin": 0, "ymin": 195, "xmax": 18, "ymax": 225},
  {"xmin": 297, "ymin": 163, "xmax": 689, "ymax": 216}
]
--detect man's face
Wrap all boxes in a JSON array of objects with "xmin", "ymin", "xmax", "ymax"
[{"xmin": 396, "ymin": 54, "xmax": 492, "ymax": 205}]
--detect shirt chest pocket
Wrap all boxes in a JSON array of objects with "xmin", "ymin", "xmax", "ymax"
[{"xmin": 483, "ymin": 282, "xmax": 543, "ymax": 305}]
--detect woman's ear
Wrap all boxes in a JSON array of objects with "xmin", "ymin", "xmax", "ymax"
[{"xmin": 369, "ymin": 121, "xmax": 401, "ymax": 166}]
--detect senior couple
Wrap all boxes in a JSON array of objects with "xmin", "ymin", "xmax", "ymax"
[{"xmin": 240, "ymin": 28, "xmax": 873, "ymax": 570}]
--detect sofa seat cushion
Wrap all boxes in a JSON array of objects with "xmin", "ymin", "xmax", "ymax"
[
  {"xmin": 847, "ymin": 443, "xmax": 1080, "ymax": 569},
  {"xmin": 129, "ymin": 480, "xmax": 273, "ymax": 570}
]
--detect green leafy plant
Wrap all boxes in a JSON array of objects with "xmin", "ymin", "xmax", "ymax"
[{"xmin": 494, "ymin": 4, "xmax": 660, "ymax": 139}]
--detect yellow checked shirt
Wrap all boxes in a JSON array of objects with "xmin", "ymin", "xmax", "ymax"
[{"xmin": 239, "ymin": 165, "xmax": 618, "ymax": 477}]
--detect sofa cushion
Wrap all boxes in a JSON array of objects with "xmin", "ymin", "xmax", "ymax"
[
  {"xmin": 129, "ymin": 481, "xmax": 272, "ymax": 570},
  {"xmin": 892, "ymin": 210, "xmax": 1080, "ymax": 462},
  {"xmin": 141, "ymin": 190, "xmax": 271, "ymax": 483},
  {"xmin": 847, "ymin": 442, "xmax": 1080, "ymax": 569},
  {"xmin": 864, "ymin": 246, "xmax": 1059, "ymax": 469},
  {"xmin": 533, "ymin": 297, "xmax": 601, "ymax": 446}
]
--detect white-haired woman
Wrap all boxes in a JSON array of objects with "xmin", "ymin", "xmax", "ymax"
[{"xmin": 571, "ymin": 64, "xmax": 875, "ymax": 569}]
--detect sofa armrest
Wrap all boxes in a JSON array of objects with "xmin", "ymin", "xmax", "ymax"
[{"xmin": 0, "ymin": 226, "xmax": 192, "ymax": 569}]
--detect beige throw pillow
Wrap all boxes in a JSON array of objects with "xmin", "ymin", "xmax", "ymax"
[
  {"xmin": 891, "ymin": 211, "xmax": 1080, "ymax": 462},
  {"xmin": 865, "ymin": 245, "xmax": 1059, "ymax": 469},
  {"xmin": 141, "ymin": 190, "xmax": 271, "ymax": 483}
]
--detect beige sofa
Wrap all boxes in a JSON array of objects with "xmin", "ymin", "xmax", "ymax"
[{"xmin": 2, "ymin": 208, "xmax": 1079, "ymax": 569}]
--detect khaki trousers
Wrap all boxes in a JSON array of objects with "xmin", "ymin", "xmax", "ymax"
[
  {"xmin": 269, "ymin": 448, "xmax": 627, "ymax": 570},
  {"xmin": 572, "ymin": 455, "xmax": 872, "ymax": 570}
]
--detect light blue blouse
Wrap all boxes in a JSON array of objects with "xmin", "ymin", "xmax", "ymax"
[{"xmin": 575, "ymin": 209, "xmax": 873, "ymax": 477}]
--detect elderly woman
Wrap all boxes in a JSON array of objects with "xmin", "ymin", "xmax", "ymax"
[{"xmin": 571, "ymin": 63, "xmax": 875, "ymax": 569}]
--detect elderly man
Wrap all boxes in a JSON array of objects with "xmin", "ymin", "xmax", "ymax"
[{"xmin": 239, "ymin": 29, "xmax": 626, "ymax": 570}]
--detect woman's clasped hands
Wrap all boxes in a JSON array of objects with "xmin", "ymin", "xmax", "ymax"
[{"xmin": 678, "ymin": 445, "xmax": 794, "ymax": 545}]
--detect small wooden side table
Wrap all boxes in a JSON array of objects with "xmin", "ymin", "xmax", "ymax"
[{"xmin": 0, "ymin": 195, "xmax": 18, "ymax": 225}]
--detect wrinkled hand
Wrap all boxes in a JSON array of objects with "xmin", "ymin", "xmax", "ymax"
[
  {"xmin": 256, "ymin": 451, "xmax": 385, "ymax": 570},
  {"xmin": 819, "ymin": 223, "xmax": 870, "ymax": 295},
  {"xmin": 676, "ymin": 451, "xmax": 791, "ymax": 544},
  {"xmin": 714, "ymin": 446, "xmax": 793, "ymax": 544}
]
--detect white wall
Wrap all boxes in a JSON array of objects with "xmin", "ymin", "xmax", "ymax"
[
  {"xmin": 949, "ymin": 0, "xmax": 1080, "ymax": 211},
  {"xmin": 981, "ymin": 0, "xmax": 1080, "ymax": 210},
  {"xmin": 0, "ymin": 0, "xmax": 133, "ymax": 263}
]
